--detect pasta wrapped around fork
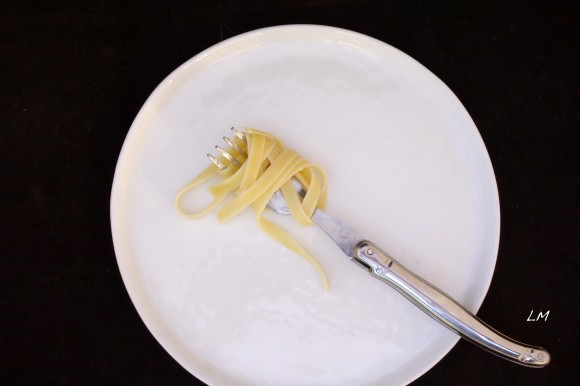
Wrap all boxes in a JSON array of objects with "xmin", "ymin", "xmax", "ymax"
[{"xmin": 175, "ymin": 128, "xmax": 329, "ymax": 290}]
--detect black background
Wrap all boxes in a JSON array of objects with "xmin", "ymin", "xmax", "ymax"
[{"xmin": 2, "ymin": 1, "xmax": 578, "ymax": 385}]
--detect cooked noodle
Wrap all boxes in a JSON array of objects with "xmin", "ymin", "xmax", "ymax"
[{"xmin": 175, "ymin": 128, "xmax": 328, "ymax": 290}]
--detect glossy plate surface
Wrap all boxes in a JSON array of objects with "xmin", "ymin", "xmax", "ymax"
[{"xmin": 111, "ymin": 25, "xmax": 500, "ymax": 385}]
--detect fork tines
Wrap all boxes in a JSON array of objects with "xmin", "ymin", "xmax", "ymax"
[{"xmin": 207, "ymin": 127, "xmax": 248, "ymax": 170}]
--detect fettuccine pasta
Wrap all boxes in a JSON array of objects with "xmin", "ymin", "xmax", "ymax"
[{"xmin": 175, "ymin": 128, "xmax": 329, "ymax": 290}]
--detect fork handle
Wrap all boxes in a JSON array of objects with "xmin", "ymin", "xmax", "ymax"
[{"xmin": 353, "ymin": 240, "xmax": 550, "ymax": 367}]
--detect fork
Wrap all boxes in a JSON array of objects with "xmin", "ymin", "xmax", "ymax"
[{"xmin": 208, "ymin": 128, "xmax": 550, "ymax": 368}]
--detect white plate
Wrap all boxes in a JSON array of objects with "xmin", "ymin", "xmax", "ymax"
[{"xmin": 111, "ymin": 25, "xmax": 500, "ymax": 386}]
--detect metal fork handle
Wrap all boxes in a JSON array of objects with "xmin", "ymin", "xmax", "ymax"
[{"xmin": 353, "ymin": 241, "xmax": 550, "ymax": 367}]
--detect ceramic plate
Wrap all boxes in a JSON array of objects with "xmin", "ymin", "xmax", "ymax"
[{"xmin": 111, "ymin": 25, "xmax": 500, "ymax": 385}]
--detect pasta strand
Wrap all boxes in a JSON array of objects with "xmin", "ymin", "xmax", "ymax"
[{"xmin": 175, "ymin": 128, "xmax": 329, "ymax": 290}]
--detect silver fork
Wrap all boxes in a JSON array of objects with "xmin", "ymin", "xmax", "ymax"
[{"xmin": 208, "ymin": 128, "xmax": 550, "ymax": 368}]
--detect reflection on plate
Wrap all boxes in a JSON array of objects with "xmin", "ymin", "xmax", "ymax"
[{"xmin": 111, "ymin": 25, "xmax": 499, "ymax": 385}]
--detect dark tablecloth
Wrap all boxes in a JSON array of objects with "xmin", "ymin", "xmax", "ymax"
[{"xmin": 2, "ymin": 1, "xmax": 577, "ymax": 385}]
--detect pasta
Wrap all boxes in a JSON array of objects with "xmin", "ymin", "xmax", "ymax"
[{"xmin": 175, "ymin": 128, "xmax": 329, "ymax": 290}]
